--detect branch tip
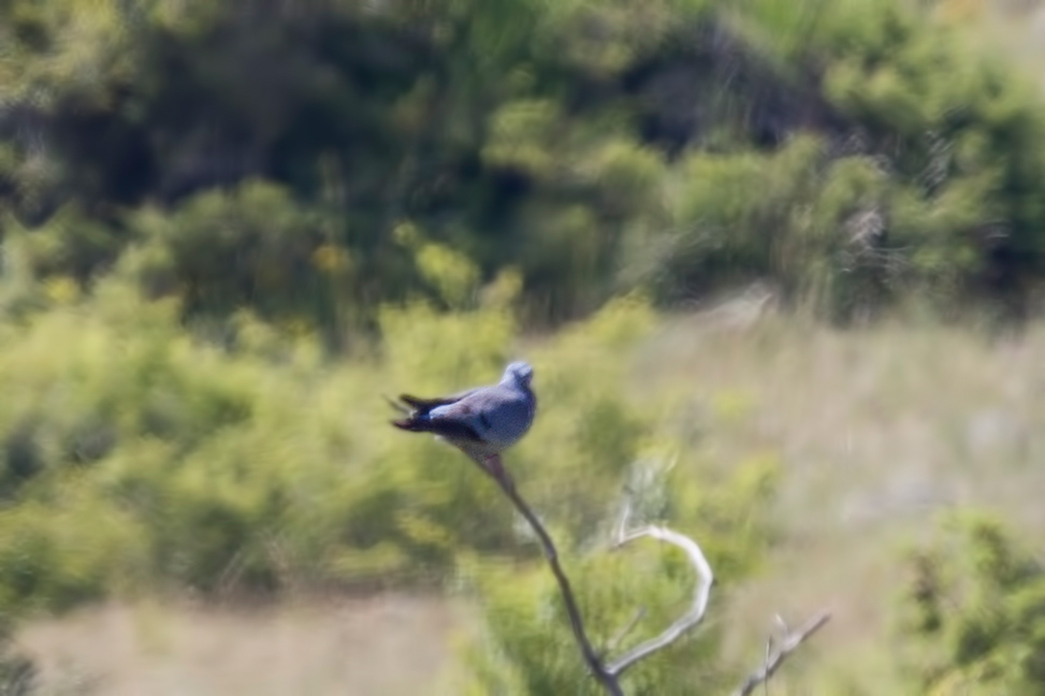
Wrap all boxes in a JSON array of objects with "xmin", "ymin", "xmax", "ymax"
[{"xmin": 732, "ymin": 610, "xmax": 832, "ymax": 696}]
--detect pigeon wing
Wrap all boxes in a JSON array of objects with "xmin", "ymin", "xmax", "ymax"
[
  {"xmin": 429, "ymin": 384, "xmax": 534, "ymax": 447},
  {"xmin": 391, "ymin": 387, "xmax": 487, "ymax": 442}
]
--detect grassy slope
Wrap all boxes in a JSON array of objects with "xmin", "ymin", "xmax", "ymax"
[
  {"xmin": 15, "ymin": 304, "xmax": 1045, "ymax": 694},
  {"xmin": 642, "ymin": 305, "xmax": 1045, "ymax": 693}
]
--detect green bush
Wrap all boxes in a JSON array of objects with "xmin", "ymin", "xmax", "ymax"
[
  {"xmin": 460, "ymin": 451, "xmax": 778, "ymax": 695},
  {"xmin": 895, "ymin": 510, "xmax": 1045, "ymax": 695},
  {"xmin": 0, "ymin": 257, "xmax": 780, "ymax": 622},
  {"xmin": 128, "ymin": 180, "xmax": 346, "ymax": 328}
]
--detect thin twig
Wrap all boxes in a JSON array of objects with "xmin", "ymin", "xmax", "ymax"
[
  {"xmin": 732, "ymin": 611, "xmax": 832, "ymax": 696},
  {"xmin": 763, "ymin": 638, "xmax": 771, "ymax": 696},
  {"xmin": 605, "ymin": 508, "xmax": 715, "ymax": 677},
  {"xmin": 603, "ymin": 607, "xmax": 647, "ymax": 656}
]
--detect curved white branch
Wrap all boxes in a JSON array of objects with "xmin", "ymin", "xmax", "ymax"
[{"xmin": 605, "ymin": 503, "xmax": 715, "ymax": 678}]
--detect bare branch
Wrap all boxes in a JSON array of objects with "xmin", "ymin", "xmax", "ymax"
[
  {"xmin": 604, "ymin": 502, "xmax": 715, "ymax": 678},
  {"xmin": 732, "ymin": 611, "xmax": 832, "ymax": 696},
  {"xmin": 472, "ymin": 453, "xmax": 624, "ymax": 696}
]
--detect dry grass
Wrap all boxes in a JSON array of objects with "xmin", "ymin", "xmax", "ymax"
[
  {"xmin": 14, "ymin": 308, "xmax": 1045, "ymax": 694},
  {"xmin": 15, "ymin": 594, "xmax": 471, "ymax": 696}
]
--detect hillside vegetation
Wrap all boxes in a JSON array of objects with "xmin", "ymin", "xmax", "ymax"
[{"xmin": 1, "ymin": 0, "xmax": 1045, "ymax": 693}]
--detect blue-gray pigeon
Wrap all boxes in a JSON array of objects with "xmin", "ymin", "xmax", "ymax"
[{"xmin": 390, "ymin": 362, "xmax": 536, "ymax": 479}]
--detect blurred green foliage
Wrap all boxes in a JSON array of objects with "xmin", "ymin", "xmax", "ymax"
[
  {"xmin": 895, "ymin": 511, "xmax": 1045, "ymax": 695},
  {"xmin": 0, "ymin": 0, "xmax": 1044, "ymax": 332},
  {"xmin": 0, "ymin": 266, "xmax": 771, "ymax": 618}
]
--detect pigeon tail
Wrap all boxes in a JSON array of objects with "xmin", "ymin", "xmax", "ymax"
[
  {"xmin": 398, "ymin": 393, "xmax": 459, "ymax": 412},
  {"xmin": 391, "ymin": 414, "xmax": 484, "ymax": 443},
  {"xmin": 390, "ymin": 417, "xmax": 426, "ymax": 432}
]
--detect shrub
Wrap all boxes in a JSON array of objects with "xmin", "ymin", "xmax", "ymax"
[{"xmin": 895, "ymin": 510, "xmax": 1045, "ymax": 694}]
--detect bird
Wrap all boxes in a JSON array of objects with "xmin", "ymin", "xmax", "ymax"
[{"xmin": 389, "ymin": 361, "xmax": 537, "ymax": 482}]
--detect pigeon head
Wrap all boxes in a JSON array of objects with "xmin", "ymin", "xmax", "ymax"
[{"xmin": 503, "ymin": 361, "xmax": 533, "ymax": 388}]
